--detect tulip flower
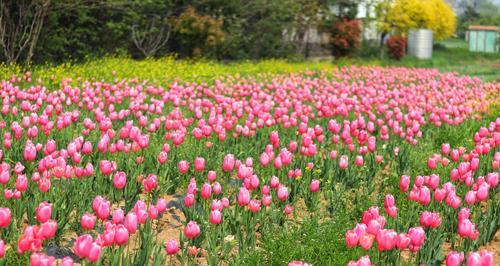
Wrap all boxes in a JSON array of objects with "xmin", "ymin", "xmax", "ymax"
[
  {"xmin": 165, "ymin": 239, "xmax": 179, "ymax": 255},
  {"xmin": 184, "ymin": 221, "xmax": 201, "ymax": 239},
  {"xmin": 36, "ymin": 202, "xmax": 52, "ymax": 223}
]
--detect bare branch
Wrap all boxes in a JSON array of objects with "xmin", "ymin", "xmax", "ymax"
[{"xmin": 131, "ymin": 19, "xmax": 171, "ymax": 58}]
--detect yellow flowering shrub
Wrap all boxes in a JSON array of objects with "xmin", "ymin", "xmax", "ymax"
[{"xmin": 377, "ymin": 0, "xmax": 456, "ymax": 40}]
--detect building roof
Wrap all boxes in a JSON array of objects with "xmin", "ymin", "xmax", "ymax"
[{"xmin": 468, "ymin": 25, "xmax": 500, "ymax": 31}]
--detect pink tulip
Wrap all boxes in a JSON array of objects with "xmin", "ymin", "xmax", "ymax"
[
  {"xmin": 345, "ymin": 229, "xmax": 359, "ymax": 248},
  {"xmin": 114, "ymin": 224, "xmax": 129, "ymax": 245},
  {"xmin": 465, "ymin": 191, "xmax": 476, "ymax": 205},
  {"xmin": 310, "ymin": 179, "xmax": 320, "ymax": 192},
  {"xmin": 288, "ymin": 261, "xmax": 311, "ymax": 266},
  {"xmin": 270, "ymin": 175, "xmax": 280, "ymax": 188},
  {"xmin": 0, "ymin": 207, "xmax": 11, "ymax": 228},
  {"xmin": 277, "ymin": 185, "xmax": 289, "ymax": 201},
  {"xmin": 399, "ymin": 175, "xmax": 410, "ymax": 192},
  {"xmin": 87, "ymin": 242, "xmax": 102, "ymax": 262},
  {"xmin": 194, "ymin": 157, "xmax": 206, "ymax": 172},
  {"xmin": 249, "ymin": 199, "xmax": 261, "ymax": 213},
  {"xmin": 165, "ymin": 239, "xmax": 179, "ymax": 255},
  {"xmin": 434, "ymin": 188, "xmax": 447, "ymax": 202},
  {"xmin": 209, "ymin": 210, "xmax": 222, "ymax": 225},
  {"xmin": 0, "ymin": 239, "xmax": 4, "ymax": 258},
  {"xmin": 355, "ymin": 155, "xmax": 364, "ymax": 167},
  {"xmin": 124, "ymin": 212, "xmax": 138, "ymax": 234},
  {"xmin": 442, "ymin": 143, "xmax": 450, "ymax": 155},
  {"xmin": 376, "ymin": 229, "xmax": 397, "ymax": 251},
  {"xmin": 39, "ymin": 220, "xmax": 57, "ymax": 239},
  {"xmin": 339, "ymin": 155, "xmax": 349, "ymax": 169},
  {"xmin": 143, "ymin": 174, "xmax": 157, "ymax": 192},
  {"xmin": 61, "ymin": 257, "xmax": 74, "ymax": 266},
  {"xmin": 446, "ymin": 251, "xmax": 464, "ymax": 266},
  {"xmin": 359, "ymin": 234, "xmax": 374, "ymax": 250},
  {"xmin": 81, "ymin": 213, "xmax": 96, "ymax": 230},
  {"xmin": 184, "ymin": 193, "xmax": 195, "ymax": 208},
  {"xmin": 408, "ymin": 226, "xmax": 425, "ymax": 247},
  {"xmin": 237, "ymin": 187, "xmax": 251, "ymax": 206},
  {"xmin": 207, "ymin": 170, "xmax": 217, "ymax": 182},
  {"xmin": 157, "ymin": 151, "xmax": 168, "ymax": 164},
  {"xmin": 74, "ymin": 234, "xmax": 93, "ymax": 258},
  {"xmin": 223, "ymin": 154, "xmax": 235, "ymax": 172},
  {"xmin": 113, "ymin": 171, "xmax": 127, "ymax": 189},
  {"xmin": 112, "ymin": 209, "xmax": 125, "ymax": 224},
  {"xmin": 99, "ymin": 160, "xmax": 115, "ymax": 175},
  {"xmin": 201, "ymin": 183, "xmax": 212, "ymax": 199},
  {"xmin": 396, "ymin": 233, "xmax": 410, "ymax": 250},
  {"xmin": 36, "ymin": 202, "xmax": 52, "ymax": 223},
  {"xmin": 184, "ymin": 221, "xmax": 201, "ymax": 239},
  {"xmin": 212, "ymin": 182, "xmax": 222, "ymax": 195},
  {"xmin": 178, "ymin": 160, "xmax": 189, "ymax": 174},
  {"xmin": 24, "ymin": 141, "xmax": 37, "ymax": 162}
]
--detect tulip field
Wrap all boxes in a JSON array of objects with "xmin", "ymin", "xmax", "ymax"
[{"xmin": 0, "ymin": 59, "xmax": 499, "ymax": 266}]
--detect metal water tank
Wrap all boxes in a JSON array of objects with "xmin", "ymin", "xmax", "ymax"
[{"xmin": 407, "ymin": 29, "xmax": 433, "ymax": 59}]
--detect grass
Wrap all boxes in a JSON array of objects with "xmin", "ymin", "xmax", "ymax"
[{"xmin": 336, "ymin": 43, "xmax": 500, "ymax": 82}]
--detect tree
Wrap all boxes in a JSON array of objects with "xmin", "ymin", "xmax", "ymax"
[
  {"xmin": 129, "ymin": 0, "xmax": 172, "ymax": 58},
  {"xmin": 0, "ymin": 0, "xmax": 51, "ymax": 64},
  {"xmin": 170, "ymin": 6, "xmax": 224, "ymax": 57},
  {"xmin": 376, "ymin": 0, "xmax": 456, "ymax": 40}
]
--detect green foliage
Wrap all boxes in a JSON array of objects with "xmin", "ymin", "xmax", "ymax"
[
  {"xmin": 10, "ymin": 0, "xmax": 367, "ymax": 64},
  {"xmin": 170, "ymin": 6, "xmax": 224, "ymax": 58}
]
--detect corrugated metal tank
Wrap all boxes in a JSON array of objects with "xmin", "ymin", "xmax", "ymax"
[{"xmin": 407, "ymin": 29, "xmax": 433, "ymax": 59}]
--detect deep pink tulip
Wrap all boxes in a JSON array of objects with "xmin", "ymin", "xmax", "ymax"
[
  {"xmin": 184, "ymin": 221, "xmax": 201, "ymax": 239},
  {"xmin": 201, "ymin": 183, "xmax": 212, "ymax": 199},
  {"xmin": 61, "ymin": 257, "xmax": 74, "ymax": 266},
  {"xmin": 407, "ymin": 226, "xmax": 425, "ymax": 247},
  {"xmin": 223, "ymin": 154, "xmax": 235, "ymax": 172},
  {"xmin": 0, "ymin": 207, "xmax": 11, "ymax": 228},
  {"xmin": 87, "ymin": 242, "xmax": 102, "ymax": 262},
  {"xmin": 237, "ymin": 187, "xmax": 251, "ymax": 206},
  {"xmin": 36, "ymin": 202, "xmax": 52, "ymax": 223},
  {"xmin": 143, "ymin": 174, "xmax": 157, "ymax": 192},
  {"xmin": 184, "ymin": 193, "xmax": 195, "ymax": 208},
  {"xmin": 124, "ymin": 212, "xmax": 138, "ymax": 234},
  {"xmin": 399, "ymin": 175, "xmax": 410, "ymax": 192},
  {"xmin": 0, "ymin": 239, "xmax": 4, "ymax": 258},
  {"xmin": 339, "ymin": 155, "xmax": 349, "ymax": 169},
  {"xmin": 277, "ymin": 185, "xmax": 289, "ymax": 201},
  {"xmin": 114, "ymin": 224, "xmax": 129, "ymax": 245},
  {"xmin": 113, "ymin": 171, "xmax": 127, "ymax": 189},
  {"xmin": 81, "ymin": 213, "xmax": 96, "ymax": 230},
  {"xmin": 194, "ymin": 157, "xmax": 205, "ymax": 172},
  {"xmin": 207, "ymin": 170, "xmax": 217, "ymax": 182},
  {"xmin": 112, "ymin": 209, "xmax": 125, "ymax": 224},
  {"xmin": 74, "ymin": 234, "xmax": 93, "ymax": 258},
  {"xmin": 446, "ymin": 251, "xmax": 464, "ymax": 266},
  {"xmin": 209, "ymin": 210, "xmax": 222, "ymax": 225},
  {"xmin": 178, "ymin": 160, "xmax": 189, "ymax": 174},
  {"xmin": 165, "ymin": 239, "xmax": 179, "ymax": 255},
  {"xmin": 310, "ymin": 179, "xmax": 320, "ymax": 192},
  {"xmin": 249, "ymin": 199, "xmax": 261, "ymax": 213}
]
